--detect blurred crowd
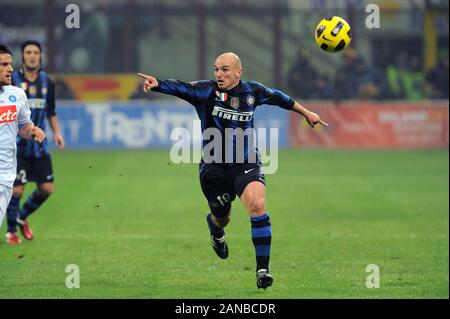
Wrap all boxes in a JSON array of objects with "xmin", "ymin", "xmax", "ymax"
[
  {"xmin": 53, "ymin": 47, "xmax": 448, "ymax": 101},
  {"xmin": 287, "ymin": 48, "xmax": 449, "ymax": 101}
]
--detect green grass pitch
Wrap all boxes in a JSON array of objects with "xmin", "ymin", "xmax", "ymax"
[{"xmin": 0, "ymin": 149, "xmax": 448, "ymax": 298}]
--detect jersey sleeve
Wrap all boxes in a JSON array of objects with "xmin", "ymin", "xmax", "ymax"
[
  {"xmin": 152, "ymin": 79, "xmax": 212, "ymax": 107},
  {"xmin": 251, "ymin": 81, "xmax": 295, "ymax": 110},
  {"xmin": 17, "ymin": 89, "xmax": 32, "ymax": 128},
  {"xmin": 46, "ymin": 78, "xmax": 56, "ymax": 118}
]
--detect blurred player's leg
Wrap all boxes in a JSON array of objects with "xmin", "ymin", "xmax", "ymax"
[
  {"xmin": 6, "ymin": 196, "xmax": 20, "ymax": 233},
  {"xmin": 17, "ymin": 186, "xmax": 50, "ymax": 241},
  {"xmin": 1, "ymin": 184, "xmax": 14, "ymax": 229},
  {"xmin": 17, "ymin": 188, "xmax": 51, "ymax": 240},
  {"xmin": 6, "ymin": 184, "xmax": 23, "ymax": 244},
  {"xmin": 2, "ymin": 184, "xmax": 21, "ymax": 244},
  {"xmin": 18, "ymin": 189, "xmax": 50, "ymax": 221},
  {"xmin": 17, "ymin": 156, "xmax": 54, "ymax": 240},
  {"xmin": 19, "ymin": 182, "xmax": 53, "ymax": 220}
]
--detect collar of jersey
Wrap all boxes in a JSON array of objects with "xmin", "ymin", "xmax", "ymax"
[{"xmin": 216, "ymin": 80, "xmax": 242, "ymax": 93}]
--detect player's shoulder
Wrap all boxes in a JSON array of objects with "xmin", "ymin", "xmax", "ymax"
[
  {"xmin": 244, "ymin": 80, "xmax": 273, "ymax": 94},
  {"xmin": 246, "ymin": 80, "xmax": 269, "ymax": 90},
  {"xmin": 188, "ymin": 79, "xmax": 215, "ymax": 88},
  {"xmin": 39, "ymin": 70, "xmax": 55, "ymax": 84},
  {"xmin": 3, "ymin": 85, "xmax": 27, "ymax": 100}
]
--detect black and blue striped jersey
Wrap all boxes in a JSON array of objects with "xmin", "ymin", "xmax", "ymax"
[
  {"xmin": 11, "ymin": 68, "xmax": 56, "ymax": 158},
  {"xmin": 153, "ymin": 79, "xmax": 294, "ymax": 168}
]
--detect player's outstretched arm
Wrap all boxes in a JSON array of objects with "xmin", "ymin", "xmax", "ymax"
[
  {"xmin": 18, "ymin": 123, "xmax": 46, "ymax": 143},
  {"xmin": 292, "ymin": 101, "xmax": 328, "ymax": 128},
  {"xmin": 137, "ymin": 73, "xmax": 159, "ymax": 92}
]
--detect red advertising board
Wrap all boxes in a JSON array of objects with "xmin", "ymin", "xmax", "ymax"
[
  {"xmin": 60, "ymin": 74, "xmax": 140, "ymax": 101},
  {"xmin": 290, "ymin": 101, "xmax": 449, "ymax": 149}
]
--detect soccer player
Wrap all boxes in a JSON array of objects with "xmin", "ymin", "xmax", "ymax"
[
  {"xmin": 0, "ymin": 44, "xmax": 45, "ymax": 232},
  {"xmin": 5, "ymin": 40, "xmax": 65, "ymax": 244},
  {"xmin": 137, "ymin": 52, "xmax": 327, "ymax": 289}
]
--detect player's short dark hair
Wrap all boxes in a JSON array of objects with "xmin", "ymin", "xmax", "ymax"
[
  {"xmin": 21, "ymin": 40, "xmax": 42, "ymax": 53},
  {"xmin": 0, "ymin": 43, "xmax": 12, "ymax": 55}
]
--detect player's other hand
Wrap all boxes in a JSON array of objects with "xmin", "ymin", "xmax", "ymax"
[
  {"xmin": 305, "ymin": 111, "xmax": 328, "ymax": 128},
  {"xmin": 137, "ymin": 73, "xmax": 159, "ymax": 92},
  {"xmin": 54, "ymin": 133, "xmax": 65, "ymax": 150},
  {"xmin": 32, "ymin": 127, "xmax": 46, "ymax": 143}
]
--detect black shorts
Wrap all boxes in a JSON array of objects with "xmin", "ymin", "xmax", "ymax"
[
  {"xmin": 14, "ymin": 154, "xmax": 54, "ymax": 186},
  {"xmin": 199, "ymin": 163, "xmax": 265, "ymax": 218}
]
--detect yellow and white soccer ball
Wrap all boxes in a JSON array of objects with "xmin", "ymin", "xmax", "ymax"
[{"xmin": 315, "ymin": 16, "xmax": 352, "ymax": 53}]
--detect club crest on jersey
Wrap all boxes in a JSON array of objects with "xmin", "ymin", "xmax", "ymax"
[
  {"xmin": 9, "ymin": 95, "xmax": 16, "ymax": 102},
  {"xmin": 246, "ymin": 95, "xmax": 255, "ymax": 106},
  {"xmin": 216, "ymin": 91, "xmax": 227, "ymax": 102},
  {"xmin": 41, "ymin": 87, "xmax": 48, "ymax": 95},
  {"xmin": 19, "ymin": 82, "xmax": 28, "ymax": 91},
  {"xmin": 230, "ymin": 97, "xmax": 239, "ymax": 109},
  {"xmin": 29, "ymin": 85, "xmax": 37, "ymax": 96}
]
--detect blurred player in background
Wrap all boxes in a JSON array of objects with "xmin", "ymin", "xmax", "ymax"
[
  {"xmin": 5, "ymin": 40, "xmax": 65, "ymax": 244},
  {"xmin": 0, "ymin": 44, "xmax": 45, "ymax": 233},
  {"xmin": 138, "ymin": 52, "xmax": 327, "ymax": 289}
]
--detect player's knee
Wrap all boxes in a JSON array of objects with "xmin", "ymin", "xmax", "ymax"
[
  {"xmin": 12, "ymin": 186, "xmax": 24, "ymax": 198},
  {"xmin": 38, "ymin": 184, "xmax": 54, "ymax": 197},
  {"xmin": 248, "ymin": 198, "xmax": 266, "ymax": 217}
]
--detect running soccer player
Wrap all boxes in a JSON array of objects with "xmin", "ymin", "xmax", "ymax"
[
  {"xmin": 137, "ymin": 52, "xmax": 327, "ymax": 289},
  {"xmin": 0, "ymin": 44, "xmax": 45, "ymax": 233},
  {"xmin": 5, "ymin": 40, "xmax": 65, "ymax": 244}
]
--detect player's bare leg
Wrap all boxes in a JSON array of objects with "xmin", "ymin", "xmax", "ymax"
[{"xmin": 241, "ymin": 181, "xmax": 273, "ymax": 289}]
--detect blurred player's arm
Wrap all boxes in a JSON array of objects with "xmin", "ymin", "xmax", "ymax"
[
  {"xmin": 49, "ymin": 115, "xmax": 65, "ymax": 149},
  {"xmin": 292, "ymin": 101, "xmax": 328, "ymax": 128},
  {"xmin": 19, "ymin": 123, "xmax": 45, "ymax": 143},
  {"xmin": 47, "ymin": 79, "xmax": 65, "ymax": 149}
]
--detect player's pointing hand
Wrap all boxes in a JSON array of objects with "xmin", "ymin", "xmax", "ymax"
[
  {"xmin": 137, "ymin": 73, "xmax": 159, "ymax": 92},
  {"xmin": 305, "ymin": 111, "xmax": 328, "ymax": 128}
]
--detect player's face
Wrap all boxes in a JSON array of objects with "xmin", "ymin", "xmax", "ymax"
[
  {"xmin": 22, "ymin": 45, "xmax": 41, "ymax": 70},
  {"xmin": 214, "ymin": 56, "xmax": 242, "ymax": 91},
  {"xmin": 0, "ymin": 53, "xmax": 14, "ymax": 86}
]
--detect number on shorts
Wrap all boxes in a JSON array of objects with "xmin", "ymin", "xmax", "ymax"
[
  {"xmin": 17, "ymin": 169, "xmax": 28, "ymax": 184},
  {"xmin": 216, "ymin": 193, "xmax": 231, "ymax": 206}
]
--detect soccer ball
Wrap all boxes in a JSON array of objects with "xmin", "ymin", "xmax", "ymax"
[{"xmin": 315, "ymin": 16, "xmax": 352, "ymax": 53}]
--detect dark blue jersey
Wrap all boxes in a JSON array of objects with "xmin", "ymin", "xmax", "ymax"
[
  {"xmin": 153, "ymin": 79, "xmax": 294, "ymax": 168},
  {"xmin": 11, "ymin": 68, "xmax": 56, "ymax": 158}
]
